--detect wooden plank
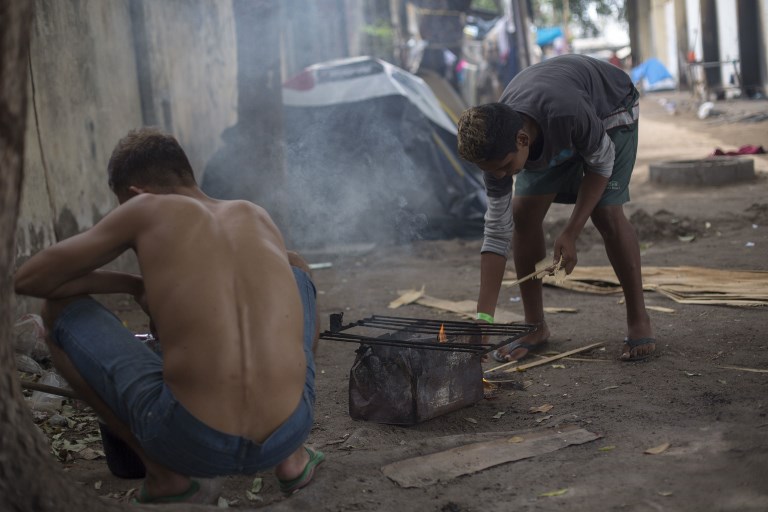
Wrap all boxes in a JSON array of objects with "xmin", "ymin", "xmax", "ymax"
[
  {"xmin": 415, "ymin": 295, "xmax": 524, "ymax": 323},
  {"xmin": 388, "ymin": 286, "xmax": 425, "ymax": 309},
  {"xmin": 536, "ymin": 266, "xmax": 768, "ymax": 306},
  {"xmin": 388, "ymin": 290, "xmax": 524, "ymax": 323},
  {"xmin": 381, "ymin": 426, "xmax": 600, "ymax": 488},
  {"xmin": 505, "ymin": 342, "xmax": 605, "ymax": 373}
]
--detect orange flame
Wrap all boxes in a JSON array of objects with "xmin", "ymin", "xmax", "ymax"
[{"xmin": 438, "ymin": 323, "xmax": 447, "ymax": 343}]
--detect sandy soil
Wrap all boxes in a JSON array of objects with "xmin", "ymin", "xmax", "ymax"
[{"xmin": 25, "ymin": 92, "xmax": 768, "ymax": 511}]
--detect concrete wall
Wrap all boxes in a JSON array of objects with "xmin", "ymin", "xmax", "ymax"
[
  {"xmin": 135, "ymin": 1, "xmax": 238, "ymax": 179},
  {"xmin": 15, "ymin": 0, "xmax": 239, "ymax": 316}
]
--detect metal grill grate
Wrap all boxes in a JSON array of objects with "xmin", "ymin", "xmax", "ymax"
[{"xmin": 320, "ymin": 313, "xmax": 537, "ymax": 355}]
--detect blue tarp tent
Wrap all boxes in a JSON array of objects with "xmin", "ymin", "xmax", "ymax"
[
  {"xmin": 536, "ymin": 27, "xmax": 564, "ymax": 46},
  {"xmin": 631, "ymin": 58, "xmax": 676, "ymax": 91}
]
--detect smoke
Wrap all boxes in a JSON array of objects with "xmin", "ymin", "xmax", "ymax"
[
  {"xmin": 279, "ymin": 97, "xmax": 442, "ymax": 248},
  {"xmin": 200, "ymin": 3, "xmax": 486, "ymax": 250}
]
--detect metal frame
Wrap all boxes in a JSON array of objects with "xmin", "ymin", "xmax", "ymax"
[{"xmin": 320, "ymin": 312, "xmax": 537, "ymax": 355}]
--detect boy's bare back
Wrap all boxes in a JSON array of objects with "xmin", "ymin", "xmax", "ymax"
[{"xmin": 129, "ymin": 192, "xmax": 306, "ymax": 442}]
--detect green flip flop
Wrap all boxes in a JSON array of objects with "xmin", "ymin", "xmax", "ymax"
[
  {"xmin": 278, "ymin": 447, "xmax": 325, "ymax": 495},
  {"xmin": 134, "ymin": 478, "xmax": 221, "ymax": 505}
]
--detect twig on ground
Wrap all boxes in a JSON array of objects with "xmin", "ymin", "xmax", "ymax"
[
  {"xmin": 717, "ymin": 365, "xmax": 768, "ymax": 374},
  {"xmin": 504, "ymin": 342, "xmax": 606, "ymax": 373},
  {"xmin": 20, "ymin": 380, "xmax": 78, "ymax": 399}
]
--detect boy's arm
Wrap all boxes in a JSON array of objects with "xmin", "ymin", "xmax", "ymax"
[
  {"xmin": 14, "ymin": 197, "xmax": 147, "ymax": 299},
  {"xmin": 477, "ymin": 173, "xmax": 513, "ymax": 318},
  {"xmin": 37, "ymin": 270, "xmax": 143, "ymax": 299}
]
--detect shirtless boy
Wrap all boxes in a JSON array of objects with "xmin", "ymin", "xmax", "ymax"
[
  {"xmin": 457, "ymin": 54, "xmax": 655, "ymax": 363},
  {"xmin": 14, "ymin": 128, "xmax": 323, "ymax": 503}
]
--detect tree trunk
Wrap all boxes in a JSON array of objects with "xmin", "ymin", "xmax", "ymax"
[
  {"xmin": 0, "ymin": 3, "xmax": 219, "ymax": 510},
  {"xmin": 0, "ymin": 2, "xmax": 114, "ymax": 510}
]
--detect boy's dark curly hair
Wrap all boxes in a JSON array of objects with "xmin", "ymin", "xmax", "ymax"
[{"xmin": 457, "ymin": 103, "xmax": 524, "ymax": 163}]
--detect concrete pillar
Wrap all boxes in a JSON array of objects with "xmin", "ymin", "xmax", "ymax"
[
  {"xmin": 759, "ymin": 0, "xmax": 768, "ymax": 93},
  {"xmin": 716, "ymin": 0, "xmax": 740, "ymax": 87},
  {"xmin": 685, "ymin": 0, "xmax": 703, "ymax": 60}
]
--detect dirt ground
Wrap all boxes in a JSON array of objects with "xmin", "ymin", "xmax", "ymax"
[{"xmin": 22, "ymin": 91, "xmax": 768, "ymax": 511}]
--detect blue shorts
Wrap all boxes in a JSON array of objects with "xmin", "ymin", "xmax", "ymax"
[{"xmin": 50, "ymin": 267, "xmax": 317, "ymax": 477}]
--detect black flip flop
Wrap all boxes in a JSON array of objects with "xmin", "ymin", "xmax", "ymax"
[
  {"xmin": 491, "ymin": 340, "xmax": 548, "ymax": 363},
  {"xmin": 620, "ymin": 337, "xmax": 656, "ymax": 362}
]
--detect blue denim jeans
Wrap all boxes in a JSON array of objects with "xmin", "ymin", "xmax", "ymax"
[{"xmin": 51, "ymin": 267, "xmax": 317, "ymax": 477}]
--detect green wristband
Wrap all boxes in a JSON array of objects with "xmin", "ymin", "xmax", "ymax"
[{"xmin": 476, "ymin": 312, "xmax": 494, "ymax": 324}]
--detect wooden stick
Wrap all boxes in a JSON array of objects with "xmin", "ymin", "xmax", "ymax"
[
  {"xmin": 503, "ymin": 267, "xmax": 553, "ymax": 287},
  {"xmin": 503, "ymin": 342, "xmax": 605, "ymax": 373},
  {"xmin": 20, "ymin": 380, "xmax": 79, "ymax": 399},
  {"xmin": 717, "ymin": 365, "xmax": 768, "ymax": 374},
  {"xmin": 559, "ymin": 357, "xmax": 609, "ymax": 363},
  {"xmin": 504, "ymin": 256, "xmax": 563, "ymax": 288},
  {"xmin": 484, "ymin": 359, "xmax": 519, "ymax": 374}
]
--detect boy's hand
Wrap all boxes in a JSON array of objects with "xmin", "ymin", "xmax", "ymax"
[{"xmin": 553, "ymin": 232, "xmax": 578, "ymax": 274}]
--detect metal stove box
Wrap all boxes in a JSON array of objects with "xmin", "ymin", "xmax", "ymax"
[
  {"xmin": 349, "ymin": 338, "xmax": 484, "ymax": 425},
  {"xmin": 320, "ymin": 313, "xmax": 536, "ymax": 426}
]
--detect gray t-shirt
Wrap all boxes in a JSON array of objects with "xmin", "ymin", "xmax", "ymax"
[
  {"xmin": 482, "ymin": 55, "xmax": 638, "ymax": 257},
  {"xmin": 500, "ymin": 54, "xmax": 636, "ymax": 174}
]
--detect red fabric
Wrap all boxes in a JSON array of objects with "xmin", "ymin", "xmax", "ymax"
[{"xmin": 711, "ymin": 145, "xmax": 766, "ymax": 156}]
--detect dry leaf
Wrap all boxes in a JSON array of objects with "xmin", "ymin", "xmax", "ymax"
[
  {"xmin": 539, "ymin": 488, "xmax": 569, "ymax": 497},
  {"xmin": 76, "ymin": 447, "xmax": 103, "ymax": 460},
  {"xmin": 657, "ymin": 491, "xmax": 674, "ymax": 497},
  {"xmin": 465, "ymin": 417, "xmax": 478, "ymax": 424},
  {"xmin": 529, "ymin": 404, "xmax": 554, "ymax": 414},
  {"xmin": 507, "ymin": 436, "xmax": 524, "ymax": 443},
  {"xmin": 251, "ymin": 477, "xmax": 263, "ymax": 494},
  {"xmin": 493, "ymin": 411, "xmax": 506, "ymax": 419},
  {"xmin": 551, "ymin": 364, "xmax": 566, "ymax": 369},
  {"xmin": 245, "ymin": 490, "xmax": 263, "ymax": 502},
  {"xmin": 535, "ymin": 414, "xmax": 553, "ymax": 423},
  {"xmin": 94, "ymin": 481, "xmax": 102, "ymax": 490},
  {"xmin": 598, "ymin": 445, "xmax": 616, "ymax": 452},
  {"xmin": 644, "ymin": 442, "xmax": 670, "ymax": 455}
]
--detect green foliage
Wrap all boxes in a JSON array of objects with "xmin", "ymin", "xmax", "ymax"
[
  {"xmin": 532, "ymin": 0, "xmax": 626, "ymax": 37},
  {"xmin": 471, "ymin": 0, "xmax": 501, "ymax": 12},
  {"xmin": 362, "ymin": 21, "xmax": 394, "ymax": 61},
  {"xmin": 362, "ymin": 21, "xmax": 393, "ymax": 39}
]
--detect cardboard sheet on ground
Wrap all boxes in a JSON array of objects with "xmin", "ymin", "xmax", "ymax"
[
  {"xmin": 389, "ymin": 289, "xmax": 524, "ymax": 323},
  {"xmin": 502, "ymin": 266, "xmax": 768, "ymax": 307},
  {"xmin": 381, "ymin": 426, "xmax": 600, "ymax": 488}
]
